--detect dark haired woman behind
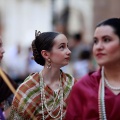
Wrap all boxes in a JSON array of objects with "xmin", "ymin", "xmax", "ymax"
[
  {"xmin": 0, "ymin": 36, "xmax": 18, "ymax": 119},
  {"xmin": 65, "ymin": 18, "xmax": 120, "ymax": 120},
  {"xmin": 9, "ymin": 31, "xmax": 76, "ymax": 120}
]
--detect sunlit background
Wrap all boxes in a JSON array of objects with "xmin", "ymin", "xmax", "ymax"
[{"xmin": 0, "ymin": 0, "xmax": 120, "ymax": 84}]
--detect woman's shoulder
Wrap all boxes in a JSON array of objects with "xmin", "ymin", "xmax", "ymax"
[
  {"xmin": 62, "ymin": 71, "xmax": 76, "ymax": 86},
  {"xmin": 12, "ymin": 72, "xmax": 40, "ymax": 113},
  {"xmin": 73, "ymin": 69, "xmax": 101, "ymax": 90},
  {"xmin": 24, "ymin": 72, "xmax": 39, "ymax": 82},
  {"xmin": 15, "ymin": 72, "xmax": 40, "ymax": 97}
]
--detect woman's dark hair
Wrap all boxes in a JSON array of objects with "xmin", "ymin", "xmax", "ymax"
[
  {"xmin": 96, "ymin": 18, "xmax": 120, "ymax": 39},
  {"xmin": 32, "ymin": 31, "xmax": 60, "ymax": 65}
]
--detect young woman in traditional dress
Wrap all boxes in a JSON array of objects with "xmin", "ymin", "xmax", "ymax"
[
  {"xmin": 65, "ymin": 18, "xmax": 120, "ymax": 120},
  {"xmin": 10, "ymin": 31, "xmax": 76, "ymax": 120}
]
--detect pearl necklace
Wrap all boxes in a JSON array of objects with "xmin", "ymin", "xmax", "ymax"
[
  {"xmin": 39, "ymin": 71, "xmax": 63, "ymax": 120},
  {"xmin": 104, "ymin": 78, "xmax": 120, "ymax": 91},
  {"xmin": 98, "ymin": 67, "xmax": 107, "ymax": 120}
]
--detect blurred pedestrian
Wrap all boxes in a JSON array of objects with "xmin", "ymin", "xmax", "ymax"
[{"xmin": 73, "ymin": 49, "xmax": 94, "ymax": 80}]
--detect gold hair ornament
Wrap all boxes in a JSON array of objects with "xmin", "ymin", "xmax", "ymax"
[{"xmin": 35, "ymin": 30, "xmax": 41, "ymax": 38}]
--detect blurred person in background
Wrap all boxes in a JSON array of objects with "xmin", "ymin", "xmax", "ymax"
[
  {"xmin": 4, "ymin": 44, "xmax": 28, "ymax": 85},
  {"xmin": 73, "ymin": 49, "xmax": 94, "ymax": 80},
  {"xmin": 69, "ymin": 33, "xmax": 91, "ymax": 62},
  {"xmin": 10, "ymin": 31, "xmax": 76, "ymax": 120},
  {"xmin": 68, "ymin": 33, "xmax": 93, "ymax": 79},
  {"xmin": 65, "ymin": 18, "xmax": 120, "ymax": 120},
  {"xmin": 0, "ymin": 36, "xmax": 18, "ymax": 119}
]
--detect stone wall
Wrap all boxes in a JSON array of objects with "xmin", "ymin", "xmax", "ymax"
[{"xmin": 93, "ymin": 0, "xmax": 120, "ymax": 28}]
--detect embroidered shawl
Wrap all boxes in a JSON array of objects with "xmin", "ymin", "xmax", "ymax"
[{"xmin": 9, "ymin": 71, "xmax": 75, "ymax": 120}]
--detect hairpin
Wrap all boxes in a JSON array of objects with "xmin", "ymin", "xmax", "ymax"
[{"xmin": 35, "ymin": 30, "xmax": 41, "ymax": 38}]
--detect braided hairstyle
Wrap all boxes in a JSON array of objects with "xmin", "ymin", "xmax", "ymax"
[
  {"xmin": 96, "ymin": 18, "xmax": 120, "ymax": 39},
  {"xmin": 32, "ymin": 31, "xmax": 60, "ymax": 66}
]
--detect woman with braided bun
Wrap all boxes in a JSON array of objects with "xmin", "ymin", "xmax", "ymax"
[
  {"xmin": 65, "ymin": 18, "xmax": 120, "ymax": 120},
  {"xmin": 9, "ymin": 31, "xmax": 76, "ymax": 120}
]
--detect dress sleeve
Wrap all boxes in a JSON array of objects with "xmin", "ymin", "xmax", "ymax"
[{"xmin": 65, "ymin": 82, "xmax": 83, "ymax": 120}]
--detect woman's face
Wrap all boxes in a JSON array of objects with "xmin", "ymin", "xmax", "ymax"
[
  {"xmin": 49, "ymin": 34, "xmax": 71, "ymax": 68},
  {"xmin": 0, "ymin": 37, "xmax": 5, "ymax": 61},
  {"xmin": 93, "ymin": 25, "xmax": 120, "ymax": 67}
]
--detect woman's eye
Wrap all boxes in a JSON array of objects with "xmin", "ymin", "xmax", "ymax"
[
  {"xmin": 104, "ymin": 38, "xmax": 110, "ymax": 42},
  {"xmin": 93, "ymin": 39, "xmax": 98, "ymax": 44},
  {"xmin": 59, "ymin": 45, "xmax": 64, "ymax": 49}
]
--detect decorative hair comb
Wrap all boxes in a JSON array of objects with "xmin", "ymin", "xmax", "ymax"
[{"xmin": 35, "ymin": 30, "xmax": 41, "ymax": 38}]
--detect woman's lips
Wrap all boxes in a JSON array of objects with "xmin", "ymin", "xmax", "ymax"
[{"xmin": 96, "ymin": 53, "xmax": 105, "ymax": 58}]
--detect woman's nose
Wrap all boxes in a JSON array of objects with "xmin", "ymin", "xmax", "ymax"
[
  {"xmin": 96, "ymin": 42, "xmax": 104, "ymax": 50},
  {"xmin": 67, "ymin": 48, "xmax": 71, "ymax": 54}
]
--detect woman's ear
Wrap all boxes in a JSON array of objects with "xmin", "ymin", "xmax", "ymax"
[{"xmin": 41, "ymin": 50, "xmax": 50, "ymax": 59}]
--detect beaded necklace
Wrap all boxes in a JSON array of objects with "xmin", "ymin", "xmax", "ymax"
[
  {"xmin": 104, "ymin": 78, "xmax": 120, "ymax": 91},
  {"xmin": 99, "ymin": 67, "xmax": 120, "ymax": 120},
  {"xmin": 39, "ymin": 70, "xmax": 63, "ymax": 120},
  {"xmin": 98, "ymin": 67, "xmax": 107, "ymax": 120}
]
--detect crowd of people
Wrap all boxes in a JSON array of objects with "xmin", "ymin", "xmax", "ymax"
[{"xmin": 0, "ymin": 17, "xmax": 120, "ymax": 120}]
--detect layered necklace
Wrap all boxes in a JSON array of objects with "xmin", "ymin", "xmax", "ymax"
[
  {"xmin": 98, "ymin": 67, "xmax": 120, "ymax": 120},
  {"xmin": 104, "ymin": 78, "xmax": 120, "ymax": 91},
  {"xmin": 98, "ymin": 67, "xmax": 107, "ymax": 120},
  {"xmin": 39, "ymin": 70, "xmax": 63, "ymax": 120}
]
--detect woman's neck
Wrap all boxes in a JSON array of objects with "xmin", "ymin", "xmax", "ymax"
[
  {"xmin": 41, "ymin": 67, "xmax": 61, "ymax": 84},
  {"xmin": 104, "ymin": 64, "xmax": 120, "ymax": 81}
]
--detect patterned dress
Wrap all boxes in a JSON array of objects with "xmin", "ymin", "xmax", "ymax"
[{"xmin": 9, "ymin": 71, "xmax": 75, "ymax": 120}]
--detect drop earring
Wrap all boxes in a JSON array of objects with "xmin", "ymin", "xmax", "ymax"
[{"xmin": 46, "ymin": 58, "xmax": 51, "ymax": 69}]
